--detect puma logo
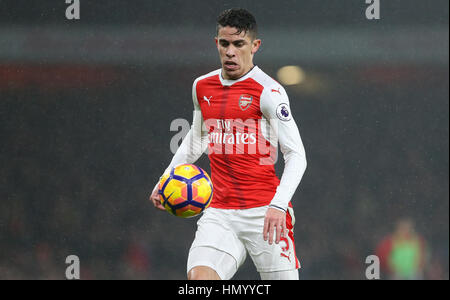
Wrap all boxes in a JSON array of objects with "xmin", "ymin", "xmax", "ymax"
[
  {"xmin": 271, "ymin": 88, "xmax": 281, "ymax": 95},
  {"xmin": 280, "ymin": 253, "xmax": 291, "ymax": 263},
  {"xmin": 280, "ymin": 237, "xmax": 292, "ymax": 263},
  {"xmin": 203, "ymin": 96, "xmax": 212, "ymax": 106}
]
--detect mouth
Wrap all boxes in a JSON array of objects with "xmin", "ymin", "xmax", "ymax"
[{"xmin": 224, "ymin": 61, "xmax": 239, "ymax": 71}]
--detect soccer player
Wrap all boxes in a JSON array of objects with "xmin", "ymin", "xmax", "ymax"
[{"xmin": 150, "ymin": 8, "xmax": 307, "ymax": 280}]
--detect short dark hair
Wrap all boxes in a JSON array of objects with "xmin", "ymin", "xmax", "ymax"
[{"xmin": 216, "ymin": 8, "xmax": 258, "ymax": 40}]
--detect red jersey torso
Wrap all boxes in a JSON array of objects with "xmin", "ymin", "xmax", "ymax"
[{"xmin": 195, "ymin": 67, "xmax": 280, "ymax": 209}]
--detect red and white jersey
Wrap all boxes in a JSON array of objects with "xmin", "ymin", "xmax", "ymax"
[{"xmin": 188, "ymin": 66, "xmax": 307, "ymax": 210}]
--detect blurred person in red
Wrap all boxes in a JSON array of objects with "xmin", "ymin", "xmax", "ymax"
[{"xmin": 376, "ymin": 218, "xmax": 428, "ymax": 279}]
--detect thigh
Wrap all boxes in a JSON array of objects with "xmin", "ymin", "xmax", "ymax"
[
  {"xmin": 260, "ymin": 269, "xmax": 299, "ymax": 280},
  {"xmin": 237, "ymin": 206, "xmax": 300, "ymax": 273},
  {"xmin": 187, "ymin": 208, "xmax": 247, "ymax": 279},
  {"xmin": 187, "ymin": 246, "xmax": 238, "ymax": 280}
]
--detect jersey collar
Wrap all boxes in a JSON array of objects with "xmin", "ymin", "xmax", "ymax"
[{"xmin": 219, "ymin": 65, "xmax": 259, "ymax": 87}]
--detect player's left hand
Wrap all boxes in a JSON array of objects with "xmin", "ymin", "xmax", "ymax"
[
  {"xmin": 150, "ymin": 181, "xmax": 166, "ymax": 211},
  {"xmin": 263, "ymin": 207, "xmax": 287, "ymax": 245}
]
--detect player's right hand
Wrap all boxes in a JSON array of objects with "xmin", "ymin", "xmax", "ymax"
[{"xmin": 149, "ymin": 182, "xmax": 166, "ymax": 211}]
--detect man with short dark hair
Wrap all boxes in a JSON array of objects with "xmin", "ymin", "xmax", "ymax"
[{"xmin": 150, "ymin": 8, "xmax": 307, "ymax": 280}]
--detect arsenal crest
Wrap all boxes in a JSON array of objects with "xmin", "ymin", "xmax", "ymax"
[{"xmin": 239, "ymin": 94, "xmax": 253, "ymax": 111}]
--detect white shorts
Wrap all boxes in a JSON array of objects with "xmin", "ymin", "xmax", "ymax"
[{"xmin": 187, "ymin": 206, "xmax": 300, "ymax": 280}]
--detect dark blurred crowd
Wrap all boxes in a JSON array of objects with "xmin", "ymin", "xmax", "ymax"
[{"xmin": 1, "ymin": 64, "xmax": 448, "ymax": 279}]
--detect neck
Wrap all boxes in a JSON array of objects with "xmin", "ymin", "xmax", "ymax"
[{"xmin": 222, "ymin": 64, "xmax": 255, "ymax": 80}]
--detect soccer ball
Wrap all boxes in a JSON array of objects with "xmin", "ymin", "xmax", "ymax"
[{"xmin": 159, "ymin": 164, "xmax": 213, "ymax": 218}]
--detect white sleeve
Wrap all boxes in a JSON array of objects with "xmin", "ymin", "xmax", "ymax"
[
  {"xmin": 163, "ymin": 80, "xmax": 209, "ymax": 175},
  {"xmin": 260, "ymin": 85, "xmax": 307, "ymax": 212}
]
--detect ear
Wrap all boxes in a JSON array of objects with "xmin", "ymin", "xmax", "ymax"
[
  {"xmin": 215, "ymin": 37, "xmax": 218, "ymax": 47},
  {"xmin": 251, "ymin": 39, "xmax": 261, "ymax": 55}
]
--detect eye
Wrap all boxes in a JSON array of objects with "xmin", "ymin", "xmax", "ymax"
[{"xmin": 219, "ymin": 40, "xmax": 229, "ymax": 47}]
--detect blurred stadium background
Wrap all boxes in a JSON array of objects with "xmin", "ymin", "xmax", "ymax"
[{"xmin": 0, "ymin": 0, "xmax": 448, "ymax": 279}]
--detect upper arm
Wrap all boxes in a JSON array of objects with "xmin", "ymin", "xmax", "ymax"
[
  {"xmin": 260, "ymin": 85, "xmax": 305, "ymax": 156},
  {"xmin": 191, "ymin": 78, "xmax": 207, "ymax": 136},
  {"xmin": 192, "ymin": 78, "xmax": 201, "ymax": 111}
]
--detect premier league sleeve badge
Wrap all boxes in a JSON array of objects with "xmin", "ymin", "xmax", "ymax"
[{"xmin": 276, "ymin": 103, "xmax": 292, "ymax": 121}]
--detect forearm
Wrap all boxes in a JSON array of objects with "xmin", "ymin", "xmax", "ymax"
[
  {"xmin": 163, "ymin": 110, "xmax": 208, "ymax": 175},
  {"xmin": 270, "ymin": 148, "xmax": 307, "ymax": 211}
]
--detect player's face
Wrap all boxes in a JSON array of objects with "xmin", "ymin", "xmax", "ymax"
[{"xmin": 215, "ymin": 26, "xmax": 261, "ymax": 80}]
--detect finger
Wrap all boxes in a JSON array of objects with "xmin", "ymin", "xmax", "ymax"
[
  {"xmin": 275, "ymin": 223, "xmax": 283, "ymax": 244},
  {"xmin": 151, "ymin": 188, "xmax": 160, "ymax": 199},
  {"xmin": 155, "ymin": 202, "xmax": 166, "ymax": 211},
  {"xmin": 280, "ymin": 221, "xmax": 287, "ymax": 239},
  {"xmin": 263, "ymin": 217, "xmax": 269, "ymax": 241},
  {"xmin": 151, "ymin": 197, "xmax": 160, "ymax": 206},
  {"xmin": 151, "ymin": 196, "xmax": 166, "ymax": 211},
  {"xmin": 268, "ymin": 223, "xmax": 275, "ymax": 245},
  {"xmin": 281, "ymin": 227, "xmax": 288, "ymax": 239},
  {"xmin": 149, "ymin": 193, "xmax": 159, "ymax": 203},
  {"xmin": 155, "ymin": 203, "xmax": 166, "ymax": 211},
  {"xmin": 149, "ymin": 187, "xmax": 159, "ymax": 202}
]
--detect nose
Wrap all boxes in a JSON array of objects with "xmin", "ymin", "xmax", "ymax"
[{"xmin": 225, "ymin": 45, "xmax": 236, "ymax": 58}]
